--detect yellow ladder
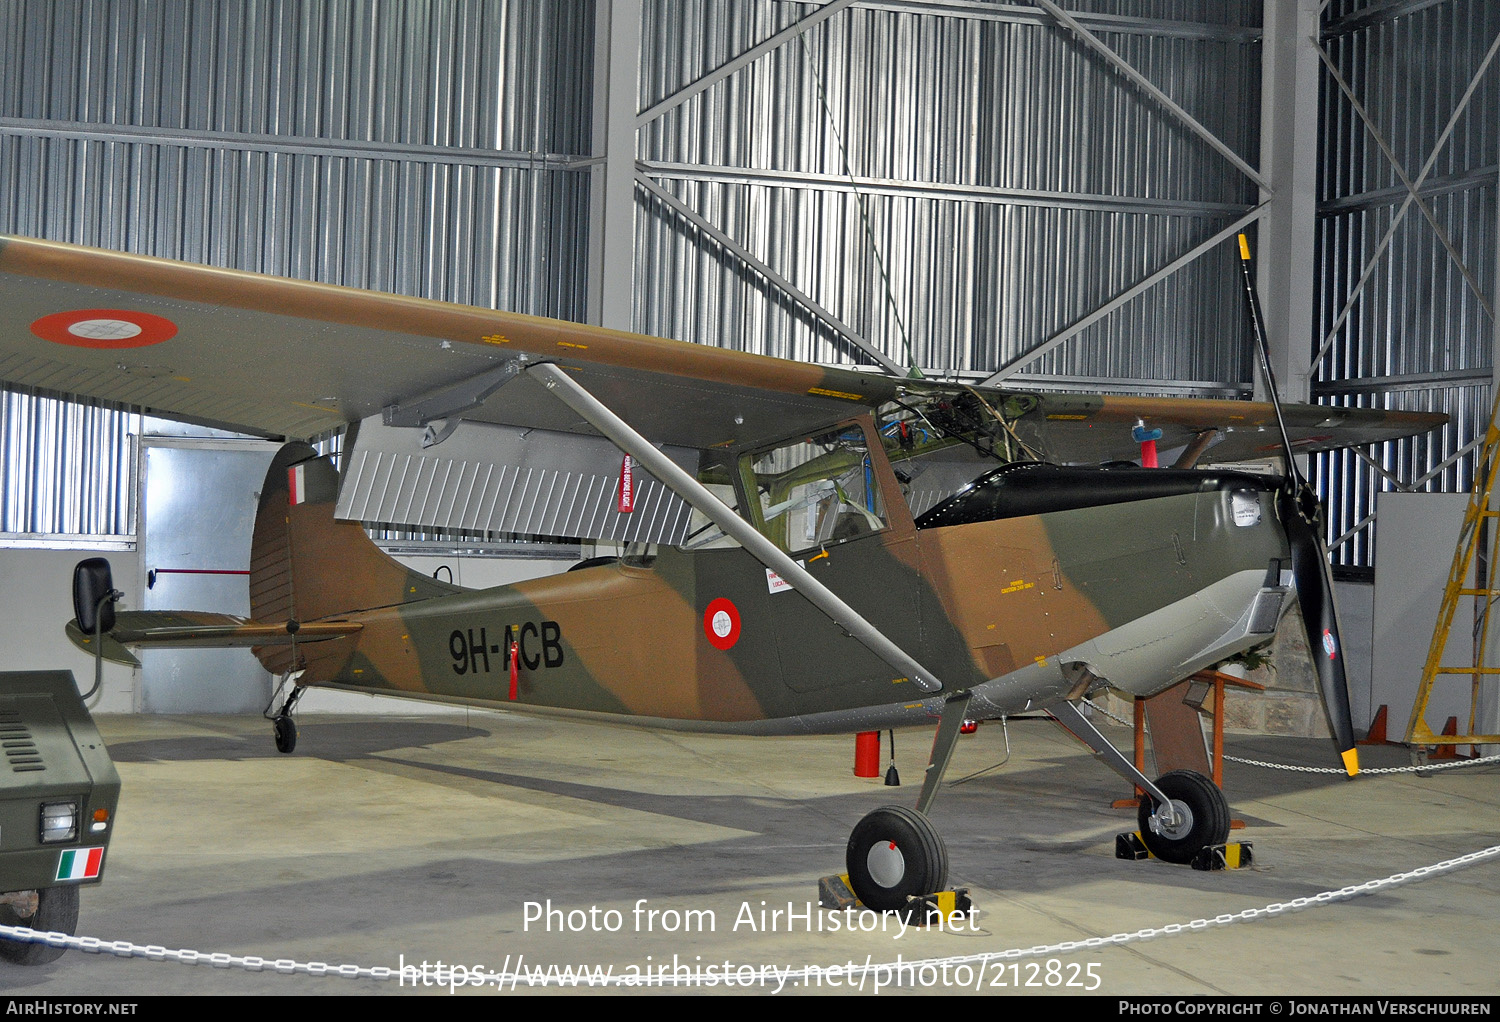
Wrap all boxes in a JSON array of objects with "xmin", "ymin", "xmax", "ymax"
[{"xmin": 1406, "ymin": 404, "xmax": 1500, "ymax": 748}]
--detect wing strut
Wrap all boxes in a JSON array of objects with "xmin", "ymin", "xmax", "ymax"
[{"xmin": 526, "ymin": 362, "xmax": 944, "ymax": 694}]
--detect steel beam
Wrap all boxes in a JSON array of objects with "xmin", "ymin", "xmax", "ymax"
[
  {"xmin": 526, "ymin": 361, "xmax": 944, "ymax": 694},
  {"xmin": 1256, "ymin": 0, "xmax": 1321, "ymax": 404},
  {"xmin": 1329, "ymin": 511, "xmax": 1376, "ymax": 552},
  {"xmin": 979, "ymin": 205, "xmax": 1266, "ymax": 386},
  {"xmin": 587, "ymin": 1, "xmax": 641, "ymax": 330},
  {"xmin": 1314, "ymin": 38, "xmax": 1494, "ymax": 325},
  {"xmin": 639, "ymin": 160, "xmax": 1252, "ymax": 216},
  {"xmin": 635, "ymin": 0, "xmax": 860, "ymax": 128},
  {"xmin": 1309, "ymin": 31, "xmax": 1500, "ymax": 377},
  {"xmin": 635, "ymin": 171, "xmax": 907, "ymax": 375},
  {"xmin": 0, "ymin": 118, "xmax": 586, "ymax": 170},
  {"xmin": 1033, "ymin": 0, "xmax": 1270, "ymax": 192}
]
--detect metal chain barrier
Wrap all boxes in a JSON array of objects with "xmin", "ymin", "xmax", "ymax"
[
  {"xmin": 2, "ymin": 842, "xmax": 1498, "ymax": 987},
  {"xmin": 1080, "ymin": 697, "xmax": 1500, "ymax": 775},
  {"xmin": 1223, "ymin": 752, "xmax": 1500, "ymax": 775},
  {"xmin": 0, "ymin": 927, "xmax": 400, "ymax": 979}
]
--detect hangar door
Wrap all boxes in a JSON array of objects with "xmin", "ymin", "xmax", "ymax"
[{"xmin": 140, "ymin": 439, "xmax": 280, "ymax": 712}]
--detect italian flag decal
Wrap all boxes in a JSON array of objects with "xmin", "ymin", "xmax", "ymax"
[{"xmin": 55, "ymin": 847, "xmax": 104, "ymax": 882}]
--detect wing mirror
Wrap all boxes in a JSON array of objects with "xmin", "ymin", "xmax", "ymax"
[{"xmin": 73, "ymin": 557, "xmax": 122, "ymax": 635}]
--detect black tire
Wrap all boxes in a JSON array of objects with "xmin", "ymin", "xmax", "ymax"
[
  {"xmin": 0, "ymin": 885, "xmax": 79, "ymax": 965},
  {"xmin": 273, "ymin": 714, "xmax": 297, "ymax": 754},
  {"xmin": 845, "ymin": 806, "xmax": 948, "ymax": 912},
  {"xmin": 1136, "ymin": 769, "xmax": 1230, "ymax": 864}
]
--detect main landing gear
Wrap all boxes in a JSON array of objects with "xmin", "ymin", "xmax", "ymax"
[
  {"xmin": 1136, "ymin": 769, "xmax": 1230, "ymax": 863},
  {"xmin": 846, "ymin": 806, "xmax": 949, "ymax": 912},
  {"xmin": 842, "ymin": 693, "xmax": 1233, "ymax": 913},
  {"xmin": 844, "ymin": 692, "xmax": 970, "ymax": 912}
]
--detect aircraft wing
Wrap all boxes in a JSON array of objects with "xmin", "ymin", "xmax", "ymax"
[
  {"xmin": 0, "ymin": 235, "xmax": 904, "ymax": 450},
  {"xmin": 0, "ymin": 235, "xmax": 1445, "ymax": 461},
  {"xmin": 1008, "ymin": 392, "xmax": 1442, "ymax": 466}
]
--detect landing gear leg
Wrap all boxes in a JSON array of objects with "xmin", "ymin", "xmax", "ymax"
[
  {"xmin": 846, "ymin": 692, "xmax": 970, "ymax": 911},
  {"xmin": 1049, "ymin": 699, "xmax": 1233, "ymax": 858},
  {"xmin": 270, "ymin": 684, "xmax": 305, "ymax": 755}
]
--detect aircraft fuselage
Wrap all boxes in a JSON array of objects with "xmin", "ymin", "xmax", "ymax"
[{"xmin": 305, "ymin": 476, "xmax": 1290, "ymax": 734}]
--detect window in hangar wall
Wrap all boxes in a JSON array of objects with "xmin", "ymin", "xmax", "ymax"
[{"xmin": 0, "ymin": 388, "xmax": 137, "ymax": 548}]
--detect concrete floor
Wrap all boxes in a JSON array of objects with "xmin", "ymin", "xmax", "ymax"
[{"xmin": 1, "ymin": 708, "xmax": 1497, "ymax": 997}]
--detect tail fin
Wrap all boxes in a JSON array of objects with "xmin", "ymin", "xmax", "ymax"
[{"xmin": 250, "ymin": 443, "xmax": 458, "ymax": 634}]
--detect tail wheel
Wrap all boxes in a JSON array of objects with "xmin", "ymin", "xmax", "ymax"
[
  {"xmin": 846, "ymin": 806, "xmax": 948, "ymax": 912},
  {"xmin": 1137, "ymin": 769, "xmax": 1230, "ymax": 864},
  {"xmin": 0, "ymin": 885, "xmax": 79, "ymax": 965},
  {"xmin": 273, "ymin": 714, "xmax": 297, "ymax": 755}
]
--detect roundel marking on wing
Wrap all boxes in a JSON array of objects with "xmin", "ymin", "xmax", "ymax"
[
  {"xmin": 703, "ymin": 597, "xmax": 741, "ymax": 651},
  {"xmin": 31, "ymin": 309, "xmax": 178, "ymax": 349}
]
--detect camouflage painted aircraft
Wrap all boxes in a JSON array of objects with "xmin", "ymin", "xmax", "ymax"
[{"xmin": 0, "ymin": 234, "xmax": 1445, "ymax": 911}]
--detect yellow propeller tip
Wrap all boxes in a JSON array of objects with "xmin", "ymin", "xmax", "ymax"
[{"xmin": 1341, "ymin": 748, "xmax": 1360, "ymax": 776}]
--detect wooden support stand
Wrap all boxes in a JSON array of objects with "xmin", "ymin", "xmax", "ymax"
[{"xmin": 1111, "ymin": 669, "xmax": 1265, "ymax": 831}]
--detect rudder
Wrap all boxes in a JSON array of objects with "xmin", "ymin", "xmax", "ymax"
[{"xmin": 250, "ymin": 443, "xmax": 458, "ymax": 657}]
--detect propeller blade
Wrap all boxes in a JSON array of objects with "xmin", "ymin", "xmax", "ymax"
[
  {"xmin": 1279, "ymin": 484, "xmax": 1360, "ymax": 776},
  {"xmin": 1237, "ymin": 233, "xmax": 1359, "ymax": 776}
]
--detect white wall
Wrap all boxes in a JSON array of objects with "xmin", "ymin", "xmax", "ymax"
[
  {"xmin": 0, "ymin": 547, "xmax": 141, "ymax": 713},
  {"xmin": 1372, "ymin": 492, "xmax": 1472, "ymax": 742}
]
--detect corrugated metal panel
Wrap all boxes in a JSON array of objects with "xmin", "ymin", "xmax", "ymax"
[
  {"xmin": 0, "ymin": 0, "xmax": 593, "ymax": 312},
  {"xmin": 0, "ymin": 389, "xmax": 135, "ymax": 539},
  {"xmin": 0, "ymin": 0, "xmax": 592, "ymax": 152},
  {"xmin": 1315, "ymin": 0, "xmax": 1498, "ymax": 567},
  {"xmin": 336, "ymin": 417, "xmax": 699, "ymax": 545},
  {"xmin": 0, "ymin": 134, "xmax": 591, "ymax": 315},
  {"xmin": 635, "ymin": 1, "xmax": 1261, "ymax": 382},
  {"xmin": 0, "ymin": 0, "xmax": 594, "ymax": 542}
]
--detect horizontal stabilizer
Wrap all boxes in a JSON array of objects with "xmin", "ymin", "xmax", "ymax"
[{"xmin": 66, "ymin": 612, "xmax": 362, "ymax": 665}]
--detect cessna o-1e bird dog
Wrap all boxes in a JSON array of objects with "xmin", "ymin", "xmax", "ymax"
[{"xmin": 0, "ymin": 234, "xmax": 1444, "ymax": 911}]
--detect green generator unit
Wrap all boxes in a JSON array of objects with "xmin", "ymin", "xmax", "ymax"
[{"xmin": 0, "ymin": 671, "xmax": 121, "ymax": 965}]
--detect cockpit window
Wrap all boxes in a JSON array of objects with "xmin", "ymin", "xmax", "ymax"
[
  {"xmin": 680, "ymin": 453, "xmax": 743, "ymax": 550},
  {"xmin": 742, "ymin": 424, "xmax": 887, "ymax": 553}
]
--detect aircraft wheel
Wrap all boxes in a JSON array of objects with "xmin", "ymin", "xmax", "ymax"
[
  {"xmin": 846, "ymin": 806, "xmax": 948, "ymax": 912},
  {"xmin": 273, "ymin": 714, "xmax": 297, "ymax": 755},
  {"xmin": 1137, "ymin": 769, "xmax": 1230, "ymax": 864},
  {"xmin": 0, "ymin": 885, "xmax": 79, "ymax": 965}
]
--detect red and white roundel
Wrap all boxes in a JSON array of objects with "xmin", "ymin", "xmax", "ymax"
[
  {"xmin": 703, "ymin": 598, "xmax": 741, "ymax": 651},
  {"xmin": 31, "ymin": 309, "xmax": 178, "ymax": 349}
]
